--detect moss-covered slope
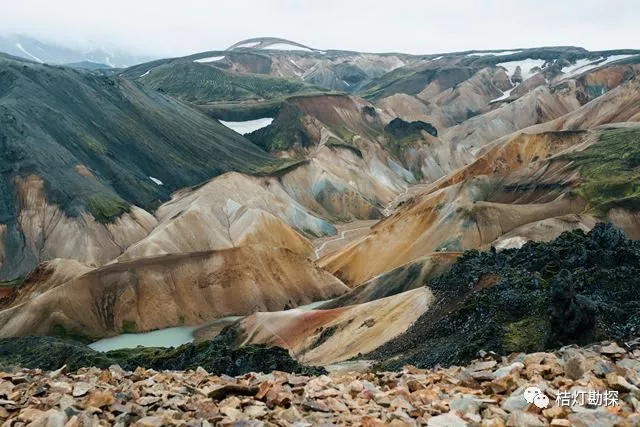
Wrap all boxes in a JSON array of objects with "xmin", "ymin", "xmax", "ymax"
[
  {"xmin": 0, "ymin": 331, "xmax": 323, "ymax": 375},
  {"xmin": 123, "ymin": 59, "xmax": 329, "ymax": 120},
  {"xmin": 560, "ymin": 126, "xmax": 640, "ymax": 216},
  {"xmin": 0, "ymin": 55, "xmax": 280, "ymax": 278}
]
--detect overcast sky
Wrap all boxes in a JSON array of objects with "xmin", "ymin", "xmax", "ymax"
[{"xmin": 0, "ymin": 0, "xmax": 638, "ymax": 56}]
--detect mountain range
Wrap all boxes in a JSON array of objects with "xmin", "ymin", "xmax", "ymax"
[
  {"xmin": 0, "ymin": 36, "xmax": 640, "ymax": 387},
  {"xmin": 0, "ymin": 34, "xmax": 154, "ymax": 68}
]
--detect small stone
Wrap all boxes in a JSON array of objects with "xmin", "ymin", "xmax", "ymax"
[
  {"xmin": 86, "ymin": 391, "xmax": 115, "ymax": 408},
  {"xmin": 492, "ymin": 363, "xmax": 524, "ymax": 380},
  {"xmin": 18, "ymin": 408, "xmax": 45, "ymax": 422},
  {"xmin": 301, "ymin": 398, "xmax": 331, "ymax": 412},
  {"xmin": 207, "ymin": 384, "xmax": 258, "ymax": 400},
  {"xmin": 30, "ymin": 409, "xmax": 68, "ymax": 427},
  {"xmin": 543, "ymin": 405, "xmax": 568, "ymax": 419},
  {"xmin": 326, "ymin": 397, "xmax": 349, "ymax": 413},
  {"xmin": 506, "ymin": 411, "xmax": 546, "ymax": 427},
  {"xmin": 467, "ymin": 361, "xmax": 497, "ymax": 372},
  {"xmin": 427, "ymin": 412, "xmax": 468, "ymax": 426},
  {"xmin": 350, "ymin": 380, "xmax": 364, "ymax": 394},
  {"xmin": 550, "ymin": 420, "xmax": 571, "ymax": 427},
  {"xmin": 50, "ymin": 382, "xmax": 73, "ymax": 395},
  {"xmin": 450, "ymin": 396, "xmax": 480, "ymax": 414},
  {"xmin": 564, "ymin": 355, "xmax": 585, "ymax": 380},
  {"xmin": 108, "ymin": 365, "xmax": 127, "ymax": 380},
  {"xmin": 136, "ymin": 396, "xmax": 161, "ymax": 406},
  {"xmin": 568, "ymin": 411, "xmax": 621, "ymax": 427},
  {"xmin": 49, "ymin": 365, "xmax": 67, "ymax": 380},
  {"xmin": 481, "ymin": 419, "xmax": 505, "ymax": 427},
  {"xmin": 133, "ymin": 416, "xmax": 165, "ymax": 427},
  {"xmin": 606, "ymin": 373, "xmax": 638, "ymax": 392},
  {"xmin": 220, "ymin": 406, "xmax": 242, "ymax": 421},
  {"xmin": 278, "ymin": 405, "xmax": 304, "ymax": 423},
  {"xmin": 501, "ymin": 393, "xmax": 529, "ymax": 413},
  {"xmin": 72, "ymin": 382, "xmax": 91, "ymax": 397},
  {"xmin": 599, "ymin": 343, "xmax": 625, "ymax": 356},
  {"xmin": 255, "ymin": 382, "xmax": 272, "ymax": 400},
  {"xmin": 58, "ymin": 395, "xmax": 75, "ymax": 409},
  {"xmin": 244, "ymin": 405, "xmax": 267, "ymax": 418}
]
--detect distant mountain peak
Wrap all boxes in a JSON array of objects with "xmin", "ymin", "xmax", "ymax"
[{"xmin": 227, "ymin": 37, "xmax": 321, "ymax": 53}]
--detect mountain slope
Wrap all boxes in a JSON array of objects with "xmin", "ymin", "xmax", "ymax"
[
  {"xmin": 122, "ymin": 57, "xmax": 329, "ymax": 120},
  {"xmin": 0, "ymin": 246, "xmax": 349, "ymax": 340},
  {"xmin": 0, "ymin": 34, "xmax": 152, "ymax": 67},
  {"xmin": 0, "ymin": 54, "xmax": 279, "ymax": 278}
]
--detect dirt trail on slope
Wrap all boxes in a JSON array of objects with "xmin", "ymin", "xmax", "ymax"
[
  {"xmin": 312, "ymin": 183, "xmax": 435, "ymax": 261},
  {"xmin": 313, "ymin": 221, "xmax": 378, "ymax": 260}
]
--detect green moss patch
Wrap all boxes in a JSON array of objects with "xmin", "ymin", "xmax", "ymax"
[
  {"xmin": 121, "ymin": 320, "xmax": 137, "ymax": 333},
  {"xmin": 560, "ymin": 127, "xmax": 640, "ymax": 216},
  {"xmin": 87, "ymin": 195, "xmax": 131, "ymax": 223},
  {"xmin": 503, "ymin": 317, "xmax": 549, "ymax": 353}
]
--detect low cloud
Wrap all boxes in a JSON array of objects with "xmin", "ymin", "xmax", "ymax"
[{"xmin": 0, "ymin": 0, "xmax": 637, "ymax": 56}]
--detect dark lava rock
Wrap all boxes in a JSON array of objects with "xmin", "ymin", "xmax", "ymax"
[
  {"xmin": 370, "ymin": 223, "xmax": 640, "ymax": 370},
  {"xmin": 384, "ymin": 118, "xmax": 438, "ymax": 138},
  {"xmin": 0, "ymin": 328, "xmax": 324, "ymax": 376}
]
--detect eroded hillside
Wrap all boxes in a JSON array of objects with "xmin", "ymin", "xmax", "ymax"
[{"xmin": 1, "ymin": 43, "xmax": 640, "ymax": 374}]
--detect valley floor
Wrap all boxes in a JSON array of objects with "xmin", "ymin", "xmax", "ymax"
[{"xmin": 2, "ymin": 339, "xmax": 639, "ymax": 426}]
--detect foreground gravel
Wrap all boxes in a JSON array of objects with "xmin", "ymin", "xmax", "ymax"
[{"xmin": 1, "ymin": 339, "xmax": 639, "ymax": 426}]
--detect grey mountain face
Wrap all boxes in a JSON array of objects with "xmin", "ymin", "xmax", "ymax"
[{"xmin": 0, "ymin": 34, "xmax": 154, "ymax": 68}]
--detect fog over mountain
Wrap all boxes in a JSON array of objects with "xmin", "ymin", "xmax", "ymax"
[{"xmin": 1, "ymin": 0, "xmax": 638, "ymax": 58}]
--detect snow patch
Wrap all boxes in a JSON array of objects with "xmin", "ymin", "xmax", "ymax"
[
  {"xmin": 140, "ymin": 70, "xmax": 151, "ymax": 78},
  {"xmin": 194, "ymin": 56, "xmax": 225, "ymax": 63},
  {"xmin": 220, "ymin": 118, "xmax": 274, "ymax": 135},
  {"xmin": 496, "ymin": 59, "xmax": 546, "ymax": 84},
  {"xmin": 15, "ymin": 42, "xmax": 43, "ymax": 63},
  {"xmin": 235, "ymin": 41, "xmax": 261, "ymax": 48},
  {"xmin": 599, "ymin": 54, "xmax": 633, "ymax": 66},
  {"xmin": 263, "ymin": 43, "xmax": 312, "ymax": 52},
  {"xmin": 149, "ymin": 177, "xmax": 163, "ymax": 185},
  {"xmin": 490, "ymin": 87, "xmax": 515, "ymax": 103},
  {"xmin": 494, "ymin": 236, "xmax": 528, "ymax": 251},
  {"xmin": 224, "ymin": 199, "xmax": 243, "ymax": 218},
  {"xmin": 560, "ymin": 55, "xmax": 634, "ymax": 80},
  {"xmin": 468, "ymin": 50, "xmax": 522, "ymax": 57}
]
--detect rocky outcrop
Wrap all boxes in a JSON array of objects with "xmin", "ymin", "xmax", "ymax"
[
  {"xmin": 0, "ymin": 338, "xmax": 638, "ymax": 425},
  {"xmin": 384, "ymin": 118, "xmax": 438, "ymax": 138},
  {"xmin": 0, "ymin": 334, "xmax": 321, "ymax": 376},
  {"xmin": 370, "ymin": 223, "xmax": 640, "ymax": 370}
]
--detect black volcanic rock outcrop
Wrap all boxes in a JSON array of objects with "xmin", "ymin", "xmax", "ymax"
[
  {"xmin": 371, "ymin": 223, "xmax": 640, "ymax": 370},
  {"xmin": 384, "ymin": 118, "xmax": 438, "ymax": 138},
  {"xmin": 0, "ymin": 331, "xmax": 324, "ymax": 376}
]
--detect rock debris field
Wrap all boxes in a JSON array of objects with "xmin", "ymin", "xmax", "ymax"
[{"xmin": 1, "ymin": 340, "xmax": 640, "ymax": 426}]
